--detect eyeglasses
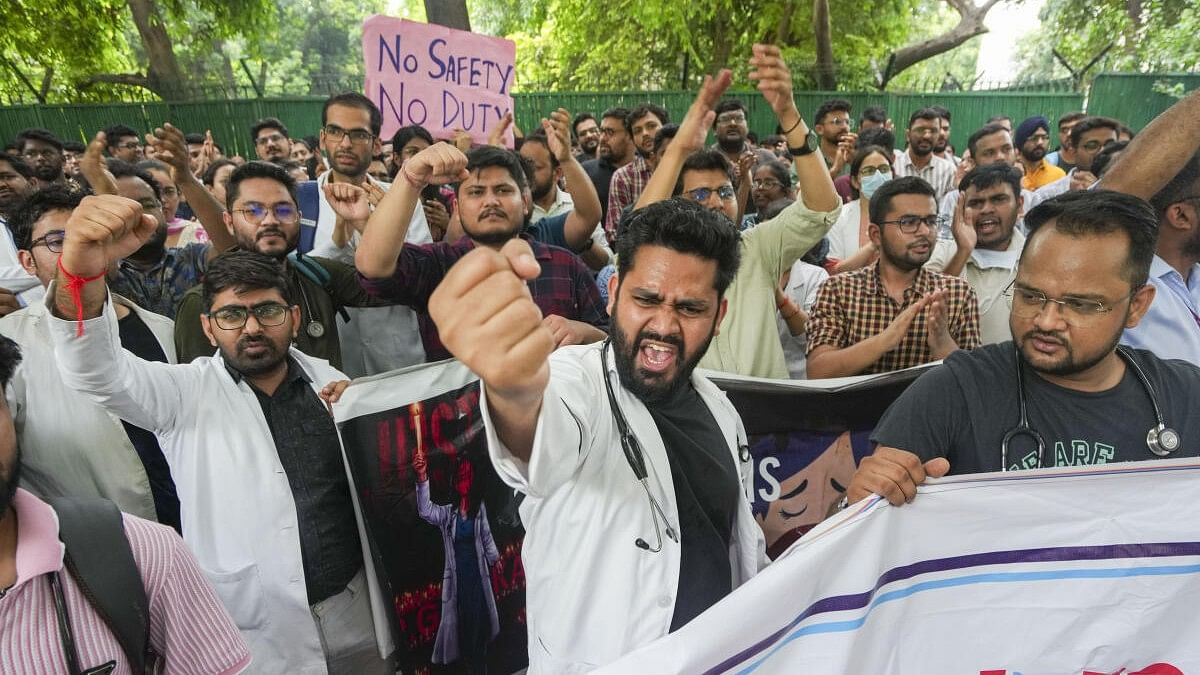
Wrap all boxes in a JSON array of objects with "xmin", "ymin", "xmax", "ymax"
[
  {"xmin": 684, "ymin": 185, "xmax": 737, "ymax": 203},
  {"xmin": 1078, "ymin": 139, "xmax": 1112, "ymax": 152},
  {"xmin": 752, "ymin": 179, "xmax": 783, "ymax": 190},
  {"xmin": 1005, "ymin": 283, "xmax": 1135, "ymax": 327},
  {"xmin": 858, "ymin": 165, "xmax": 892, "ymax": 177},
  {"xmin": 232, "ymin": 203, "xmax": 299, "ymax": 225},
  {"xmin": 716, "ymin": 112, "xmax": 746, "ymax": 124},
  {"xmin": 22, "ymin": 149, "xmax": 59, "ymax": 160},
  {"xmin": 115, "ymin": 141, "xmax": 142, "ymax": 150},
  {"xmin": 878, "ymin": 214, "xmax": 938, "ymax": 233},
  {"xmin": 254, "ymin": 133, "xmax": 287, "ymax": 147},
  {"xmin": 824, "ymin": 117, "xmax": 851, "ymax": 127},
  {"xmin": 599, "ymin": 127, "xmax": 623, "ymax": 138},
  {"xmin": 323, "ymin": 125, "xmax": 374, "ymax": 145},
  {"xmin": 29, "ymin": 229, "xmax": 65, "ymax": 253},
  {"xmin": 208, "ymin": 303, "xmax": 290, "ymax": 330}
]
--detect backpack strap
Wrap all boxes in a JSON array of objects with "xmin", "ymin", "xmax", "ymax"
[
  {"xmin": 288, "ymin": 253, "xmax": 351, "ymax": 323},
  {"xmin": 296, "ymin": 180, "xmax": 321, "ymax": 255},
  {"xmin": 48, "ymin": 497, "xmax": 151, "ymax": 674}
]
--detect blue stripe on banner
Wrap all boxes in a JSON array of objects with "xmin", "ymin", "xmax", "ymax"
[{"xmin": 732, "ymin": 561, "xmax": 1200, "ymax": 674}]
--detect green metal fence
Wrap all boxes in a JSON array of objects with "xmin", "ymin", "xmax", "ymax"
[{"xmin": 0, "ymin": 73, "xmax": 1194, "ymax": 159}]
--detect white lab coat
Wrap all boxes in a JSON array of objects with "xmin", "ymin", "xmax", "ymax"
[
  {"xmin": 48, "ymin": 288, "xmax": 394, "ymax": 674},
  {"xmin": 1, "ymin": 294, "xmax": 174, "ymax": 520},
  {"xmin": 482, "ymin": 342, "xmax": 768, "ymax": 674}
]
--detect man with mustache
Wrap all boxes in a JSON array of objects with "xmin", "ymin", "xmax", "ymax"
[
  {"xmin": 926, "ymin": 164, "xmax": 1026, "ymax": 345},
  {"xmin": 251, "ymin": 117, "xmax": 291, "ymax": 165},
  {"xmin": 806, "ymin": 176, "xmax": 981, "ymax": 378},
  {"xmin": 48, "ymin": 205, "xmax": 396, "ymax": 672},
  {"xmin": 582, "ymin": 107, "xmax": 634, "ymax": 227},
  {"xmin": 427, "ymin": 193, "xmax": 766, "ymax": 672},
  {"xmin": 847, "ymin": 190, "xmax": 1200, "ymax": 502},
  {"xmin": 15, "ymin": 128, "xmax": 69, "ymax": 188},
  {"xmin": 572, "ymin": 112, "xmax": 601, "ymax": 161},
  {"xmin": 172, "ymin": 161, "xmax": 401, "ymax": 370},
  {"xmin": 894, "ymin": 108, "xmax": 957, "ymax": 201},
  {"xmin": 0, "ymin": 154, "xmax": 38, "ymax": 312},
  {"xmin": 604, "ymin": 103, "xmax": 671, "ymax": 244},
  {"xmin": 1015, "ymin": 115, "xmax": 1067, "ymax": 191}
]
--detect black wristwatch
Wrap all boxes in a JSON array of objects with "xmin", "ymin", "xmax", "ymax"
[{"xmin": 787, "ymin": 129, "xmax": 821, "ymax": 157}]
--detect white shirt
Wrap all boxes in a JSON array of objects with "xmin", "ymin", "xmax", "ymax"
[
  {"xmin": 894, "ymin": 151, "xmax": 956, "ymax": 201},
  {"xmin": 482, "ymin": 342, "xmax": 767, "ymax": 673},
  {"xmin": 1122, "ymin": 255, "xmax": 1200, "ymax": 365},
  {"xmin": 1030, "ymin": 168, "xmax": 1092, "ymax": 210},
  {"xmin": 779, "ymin": 260, "xmax": 829, "ymax": 378},
  {"xmin": 925, "ymin": 229, "xmax": 1025, "ymax": 345},
  {"xmin": 0, "ymin": 215, "xmax": 44, "ymax": 307},
  {"xmin": 49, "ymin": 289, "xmax": 394, "ymax": 674},
  {"xmin": 310, "ymin": 170, "xmax": 431, "ymax": 376},
  {"xmin": 2, "ymin": 294, "xmax": 174, "ymax": 520},
  {"xmin": 531, "ymin": 188, "xmax": 574, "ymax": 223},
  {"xmin": 826, "ymin": 199, "xmax": 867, "ymax": 261}
]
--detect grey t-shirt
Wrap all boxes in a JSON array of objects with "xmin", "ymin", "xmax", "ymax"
[{"xmin": 871, "ymin": 342, "xmax": 1200, "ymax": 474}]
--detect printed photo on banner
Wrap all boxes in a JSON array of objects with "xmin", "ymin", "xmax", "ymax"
[{"xmin": 363, "ymin": 16, "xmax": 517, "ymax": 147}]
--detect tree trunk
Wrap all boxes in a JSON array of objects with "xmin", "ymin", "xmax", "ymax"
[
  {"xmin": 126, "ymin": 0, "xmax": 188, "ymax": 99},
  {"xmin": 813, "ymin": 0, "xmax": 836, "ymax": 89},
  {"xmin": 425, "ymin": 0, "xmax": 471, "ymax": 31},
  {"xmin": 877, "ymin": 0, "xmax": 1003, "ymax": 90}
]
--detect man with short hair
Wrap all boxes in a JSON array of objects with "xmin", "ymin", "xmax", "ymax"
[
  {"xmin": 0, "ymin": 335, "xmax": 252, "ymax": 675},
  {"xmin": 987, "ymin": 115, "xmax": 1013, "ymax": 133},
  {"xmin": 894, "ymin": 108, "xmax": 957, "ymax": 201},
  {"xmin": 806, "ymin": 176, "xmax": 981, "ymax": 378},
  {"xmin": 939, "ymin": 124, "xmax": 1037, "ymax": 235},
  {"xmin": 61, "ymin": 140, "xmax": 85, "ymax": 181},
  {"xmin": 635, "ymin": 46, "xmax": 842, "ymax": 380},
  {"xmin": 859, "ymin": 105, "xmax": 889, "ymax": 132},
  {"xmin": 1014, "ymin": 115, "xmax": 1067, "ymax": 191},
  {"xmin": 1105, "ymin": 89, "xmax": 1200, "ymax": 365},
  {"xmin": 357, "ymin": 141, "xmax": 609, "ymax": 360},
  {"xmin": 927, "ymin": 164, "xmax": 1026, "ymax": 344},
  {"xmin": 847, "ymin": 190, "xmax": 1200, "ymax": 504},
  {"xmin": 251, "ymin": 117, "xmax": 291, "ymax": 164},
  {"xmin": 582, "ymin": 107, "xmax": 634, "ymax": 227},
  {"xmin": 1033, "ymin": 116, "xmax": 1120, "ymax": 203},
  {"xmin": 172, "ymin": 161, "xmax": 402, "ymax": 370},
  {"xmin": 426, "ymin": 193, "xmax": 766, "ymax": 670},
  {"xmin": 814, "ymin": 98, "xmax": 855, "ymax": 177},
  {"xmin": 605, "ymin": 103, "xmax": 671, "ymax": 243},
  {"xmin": 929, "ymin": 105, "xmax": 959, "ymax": 166},
  {"xmin": 184, "ymin": 132, "xmax": 214, "ymax": 177},
  {"xmin": 104, "ymin": 124, "xmax": 143, "ymax": 163},
  {"xmin": 0, "ymin": 155, "xmax": 43, "ymax": 311},
  {"xmin": 711, "ymin": 99, "xmax": 773, "ymax": 171},
  {"xmin": 1046, "ymin": 111, "xmax": 1087, "ymax": 171},
  {"xmin": 4, "ymin": 186, "xmax": 180, "ymax": 527},
  {"xmin": 572, "ymin": 112, "xmax": 601, "ymax": 161},
  {"xmin": 50, "ymin": 216, "xmax": 396, "ymax": 671},
  {"xmin": 16, "ymin": 128, "xmax": 68, "ymax": 187}
]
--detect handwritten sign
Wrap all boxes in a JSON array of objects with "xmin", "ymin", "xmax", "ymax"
[{"xmin": 363, "ymin": 16, "xmax": 516, "ymax": 147}]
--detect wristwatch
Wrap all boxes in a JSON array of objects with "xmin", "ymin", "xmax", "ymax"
[{"xmin": 787, "ymin": 129, "xmax": 820, "ymax": 157}]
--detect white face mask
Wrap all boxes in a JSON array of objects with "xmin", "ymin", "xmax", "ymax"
[{"xmin": 860, "ymin": 170, "xmax": 892, "ymax": 199}]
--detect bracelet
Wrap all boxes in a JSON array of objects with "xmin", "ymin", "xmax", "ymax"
[
  {"xmin": 57, "ymin": 257, "xmax": 106, "ymax": 337},
  {"xmin": 400, "ymin": 162, "xmax": 428, "ymax": 190},
  {"xmin": 781, "ymin": 115, "xmax": 804, "ymax": 136}
]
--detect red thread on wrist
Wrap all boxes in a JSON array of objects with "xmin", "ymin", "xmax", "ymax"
[
  {"xmin": 57, "ymin": 257, "xmax": 106, "ymax": 337},
  {"xmin": 400, "ymin": 162, "xmax": 428, "ymax": 190}
]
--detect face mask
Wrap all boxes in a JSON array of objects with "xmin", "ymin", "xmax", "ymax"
[{"xmin": 860, "ymin": 171, "xmax": 892, "ymax": 199}]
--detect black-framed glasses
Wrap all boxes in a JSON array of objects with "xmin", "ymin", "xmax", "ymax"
[
  {"xmin": 879, "ymin": 214, "xmax": 938, "ymax": 233},
  {"xmin": 208, "ymin": 303, "xmax": 290, "ymax": 330},
  {"xmin": 30, "ymin": 229, "xmax": 65, "ymax": 253},
  {"xmin": 684, "ymin": 185, "xmax": 737, "ymax": 203},
  {"xmin": 232, "ymin": 203, "xmax": 299, "ymax": 225},
  {"xmin": 1004, "ymin": 282, "xmax": 1135, "ymax": 327},
  {"xmin": 254, "ymin": 133, "xmax": 287, "ymax": 146},
  {"xmin": 323, "ymin": 124, "xmax": 374, "ymax": 145}
]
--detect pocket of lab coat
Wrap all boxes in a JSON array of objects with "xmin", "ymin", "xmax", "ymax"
[{"xmin": 206, "ymin": 563, "xmax": 269, "ymax": 630}]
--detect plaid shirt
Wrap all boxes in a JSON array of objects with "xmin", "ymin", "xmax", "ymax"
[
  {"xmin": 109, "ymin": 242, "xmax": 209, "ymax": 319},
  {"xmin": 806, "ymin": 262, "xmax": 981, "ymax": 374},
  {"xmin": 604, "ymin": 156, "xmax": 652, "ymax": 244},
  {"xmin": 358, "ymin": 233, "xmax": 609, "ymax": 361}
]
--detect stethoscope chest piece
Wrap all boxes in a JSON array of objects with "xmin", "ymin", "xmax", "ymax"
[
  {"xmin": 306, "ymin": 320, "xmax": 325, "ymax": 338},
  {"xmin": 1147, "ymin": 424, "xmax": 1181, "ymax": 457}
]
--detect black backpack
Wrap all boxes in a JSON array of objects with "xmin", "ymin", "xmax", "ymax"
[{"xmin": 48, "ymin": 497, "xmax": 155, "ymax": 673}]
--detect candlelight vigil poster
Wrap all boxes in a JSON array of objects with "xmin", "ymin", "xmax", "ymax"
[
  {"xmin": 333, "ymin": 359, "xmax": 928, "ymax": 672},
  {"xmin": 362, "ymin": 16, "xmax": 516, "ymax": 147}
]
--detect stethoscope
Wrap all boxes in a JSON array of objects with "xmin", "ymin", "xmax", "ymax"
[
  {"xmin": 1001, "ymin": 344, "xmax": 1181, "ymax": 470},
  {"xmin": 601, "ymin": 340, "xmax": 679, "ymax": 552},
  {"xmin": 295, "ymin": 274, "xmax": 325, "ymax": 338}
]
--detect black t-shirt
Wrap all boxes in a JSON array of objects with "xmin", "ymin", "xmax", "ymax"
[
  {"xmin": 872, "ymin": 342, "xmax": 1200, "ymax": 474},
  {"xmin": 117, "ymin": 310, "xmax": 181, "ymax": 532},
  {"xmin": 582, "ymin": 158, "xmax": 617, "ymax": 225},
  {"xmin": 646, "ymin": 383, "xmax": 739, "ymax": 631}
]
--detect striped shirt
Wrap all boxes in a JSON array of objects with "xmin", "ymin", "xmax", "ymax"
[
  {"xmin": 893, "ymin": 150, "xmax": 957, "ymax": 201},
  {"xmin": 806, "ymin": 262, "xmax": 981, "ymax": 374},
  {"xmin": 0, "ymin": 489, "xmax": 251, "ymax": 675}
]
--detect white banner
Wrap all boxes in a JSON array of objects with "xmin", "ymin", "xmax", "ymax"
[{"xmin": 599, "ymin": 460, "xmax": 1200, "ymax": 675}]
